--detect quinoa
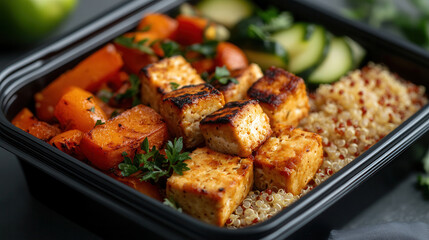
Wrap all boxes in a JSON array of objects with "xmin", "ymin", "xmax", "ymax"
[{"xmin": 226, "ymin": 63, "xmax": 427, "ymax": 228}]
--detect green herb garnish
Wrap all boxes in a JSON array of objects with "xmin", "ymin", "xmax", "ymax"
[
  {"xmin": 95, "ymin": 120, "xmax": 105, "ymax": 127},
  {"xmin": 161, "ymin": 41, "xmax": 183, "ymax": 58},
  {"xmin": 170, "ymin": 82, "xmax": 180, "ymax": 90},
  {"xmin": 206, "ymin": 66, "xmax": 238, "ymax": 85},
  {"xmin": 118, "ymin": 137, "xmax": 191, "ymax": 183},
  {"xmin": 114, "ymin": 35, "xmax": 154, "ymax": 55},
  {"xmin": 110, "ymin": 110, "xmax": 120, "ymax": 118},
  {"xmin": 115, "ymin": 74, "xmax": 141, "ymax": 107},
  {"xmin": 187, "ymin": 40, "xmax": 219, "ymax": 58},
  {"xmin": 98, "ymin": 89, "xmax": 113, "ymax": 103},
  {"xmin": 247, "ymin": 7, "xmax": 293, "ymax": 40},
  {"xmin": 88, "ymin": 106, "xmax": 95, "ymax": 113},
  {"xmin": 163, "ymin": 197, "xmax": 183, "ymax": 212}
]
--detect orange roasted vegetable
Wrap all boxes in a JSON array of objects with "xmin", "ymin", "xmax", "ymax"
[
  {"xmin": 175, "ymin": 15, "xmax": 208, "ymax": 45},
  {"xmin": 49, "ymin": 129, "xmax": 85, "ymax": 160},
  {"xmin": 191, "ymin": 58, "xmax": 216, "ymax": 74},
  {"xmin": 80, "ymin": 105, "xmax": 169, "ymax": 170},
  {"xmin": 107, "ymin": 71, "xmax": 129, "ymax": 91},
  {"xmin": 54, "ymin": 87, "xmax": 108, "ymax": 132},
  {"xmin": 137, "ymin": 13, "xmax": 178, "ymax": 40},
  {"xmin": 35, "ymin": 44, "xmax": 123, "ymax": 122},
  {"xmin": 214, "ymin": 42, "xmax": 248, "ymax": 71},
  {"xmin": 12, "ymin": 108, "xmax": 60, "ymax": 141},
  {"xmin": 109, "ymin": 170, "xmax": 162, "ymax": 201}
]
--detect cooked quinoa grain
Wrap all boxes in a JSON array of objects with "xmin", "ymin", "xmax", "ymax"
[{"xmin": 227, "ymin": 63, "xmax": 427, "ymax": 228}]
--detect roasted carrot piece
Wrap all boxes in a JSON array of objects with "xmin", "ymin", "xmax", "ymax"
[
  {"xmin": 191, "ymin": 58, "xmax": 216, "ymax": 74},
  {"xmin": 107, "ymin": 71, "xmax": 129, "ymax": 91},
  {"xmin": 12, "ymin": 108, "xmax": 60, "ymax": 141},
  {"xmin": 54, "ymin": 87, "xmax": 108, "ymax": 132},
  {"xmin": 214, "ymin": 42, "xmax": 248, "ymax": 71},
  {"xmin": 175, "ymin": 15, "xmax": 208, "ymax": 45},
  {"xmin": 93, "ymin": 97, "xmax": 122, "ymax": 119},
  {"xmin": 49, "ymin": 129, "xmax": 85, "ymax": 160},
  {"xmin": 108, "ymin": 170, "xmax": 162, "ymax": 201},
  {"xmin": 80, "ymin": 105, "xmax": 169, "ymax": 170},
  {"xmin": 35, "ymin": 44, "xmax": 123, "ymax": 122},
  {"xmin": 137, "ymin": 13, "xmax": 178, "ymax": 40}
]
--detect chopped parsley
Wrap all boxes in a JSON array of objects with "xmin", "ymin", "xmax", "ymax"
[
  {"xmin": 95, "ymin": 120, "xmax": 105, "ymax": 127},
  {"xmin": 163, "ymin": 197, "xmax": 182, "ymax": 212},
  {"xmin": 98, "ymin": 89, "xmax": 113, "ymax": 103},
  {"xmin": 161, "ymin": 41, "xmax": 183, "ymax": 58},
  {"xmin": 115, "ymin": 74, "xmax": 141, "ymax": 107},
  {"xmin": 169, "ymin": 82, "xmax": 180, "ymax": 90},
  {"xmin": 118, "ymin": 137, "xmax": 191, "ymax": 183},
  {"xmin": 114, "ymin": 35, "xmax": 154, "ymax": 55},
  {"xmin": 88, "ymin": 106, "xmax": 95, "ymax": 113},
  {"xmin": 247, "ymin": 7, "xmax": 293, "ymax": 40},
  {"xmin": 187, "ymin": 40, "xmax": 219, "ymax": 58},
  {"xmin": 206, "ymin": 66, "xmax": 238, "ymax": 85}
]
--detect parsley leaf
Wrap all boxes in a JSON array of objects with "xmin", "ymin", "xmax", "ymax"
[
  {"xmin": 187, "ymin": 40, "xmax": 219, "ymax": 58},
  {"xmin": 115, "ymin": 74, "xmax": 141, "ymax": 107},
  {"xmin": 163, "ymin": 197, "xmax": 183, "ymax": 212},
  {"xmin": 95, "ymin": 120, "xmax": 105, "ymax": 127},
  {"xmin": 161, "ymin": 41, "xmax": 183, "ymax": 58},
  {"xmin": 98, "ymin": 89, "xmax": 113, "ymax": 103},
  {"xmin": 170, "ymin": 82, "xmax": 180, "ymax": 90},
  {"xmin": 206, "ymin": 66, "xmax": 238, "ymax": 85},
  {"xmin": 110, "ymin": 110, "xmax": 120, "ymax": 118},
  {"xmin": 118, "ymin": 137, "xmax": 191, "ymax": 183},
  {"xmin": 247, "ymin": 7, "xmax": 293, "ymax": 40},
  {"xmin": 114, "ymin": 35, "xmax": 154, "ymax": 55},
  {"xmin": 88, "ymin": 106, "xmax": 95, "ymax": 113}
]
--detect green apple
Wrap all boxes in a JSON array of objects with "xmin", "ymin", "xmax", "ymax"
[{"xmin": 0, "ymin": 0, "xmax": 78, "ymax": 45}]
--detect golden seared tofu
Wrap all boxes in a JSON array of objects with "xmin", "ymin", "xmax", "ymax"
[
  {"xmin": 247, "ymin": 66, "xmax": 309, "ymax": 127},
  {"xmin": 213, "ymin": 63, "xmax": 263, "ymax": 103},
  {"xmin": 166, "ymin": 147, "xmax": 253, "ymax": 226},
  {"xmin": 200, "ymin": 100, "xmax": 272, "ymax": 157},
  {"xmin": 254, "ymin": 126, "xmax": 323, "ymax": 195},
  {"xmin": 140, "ymin": 55, "xmax": 205, "ymax": 112},
  {"xmin": 160, "ymin": 84, "xmax": 225, "ymax": 149}
]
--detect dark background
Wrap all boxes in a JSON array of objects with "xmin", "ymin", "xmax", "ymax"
[{"xmin": 0, "ymin": 0, "xmax": 428, "ymax": 239}]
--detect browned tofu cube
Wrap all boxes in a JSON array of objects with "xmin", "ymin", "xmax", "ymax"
[
  {"xmin": 140, "ymin": 55, "xmax": 205, "ymax": 112},
  {"xmin": 213, "ymin": 63, "xmax": 263, "ymax": 103},
  {"xmin": 247, "ymin": 66, "xmax": 309, "ymax": 127},
  {"xmin": 159, "ymin": 84, "xmax": 225, "ymax": 149},
  {"xmin": 166, "ymin": 147, "xmax": 253, "ymax": 226},
  {"xmin": 254, "ymin": 126, "xmax": 323, "ymax": 195},
  {"xmin": 200, "ymin": 100, "xmax": 272, "ymax": 157}
]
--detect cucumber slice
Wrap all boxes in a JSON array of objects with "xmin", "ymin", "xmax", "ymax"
[
  {"xmin": 243, "ymin": 40, "xmax": 288, "ymax": 70},
  {"xmin": 271, "ymin": 23, "xmax": 308, "ymax": 58},
  {"xmin": 345, "ymin": 37, "xmax": 366, "ymax": 68},
  {"xmin": 308, "ymin": 37, "xmax": 353, "ymax": 84},
  {"xmin": 289, "ymin": 25, "xmax": 328, "ymax": 75},
  {"xmin": 197, "ymin": 0, "xmax": 254, "ymax": 28}
]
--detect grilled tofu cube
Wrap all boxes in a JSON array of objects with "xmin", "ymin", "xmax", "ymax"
[
  {"xmin": 140, "ymin": 55, "xmax": 205, "ymax": 112},
  {"xmin": 200, "ymin": 100, "xmax": 272, "ymax": 157},
  {"xmin": 254, "ymin": 126, "xmax": 323, "ymax": 195},
  {"xmin": 213, "ymin": 63, "xmax": 263, "ymax": 103},
  {"xmin": 160, "ymin": 84, "xmax": 225, "ymax": 149},
  {"xmin": 247, "ymin": 66, "xmax": 309, "ymax": 127},
  {"xmin": 166, "ymin": 147, "xmax": 253, "ymax": 226}
]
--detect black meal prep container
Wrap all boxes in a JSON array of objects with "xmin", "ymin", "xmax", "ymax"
[{"xmin": 0, "ymin": 0, "xmax": 428, "ymax": 239}]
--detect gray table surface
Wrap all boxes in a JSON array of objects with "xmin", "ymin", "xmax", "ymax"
[{"xmin": 0, "ymin": 0, "xmax": 428, "ymax": 239}]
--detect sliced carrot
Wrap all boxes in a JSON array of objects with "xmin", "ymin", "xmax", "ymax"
[
  {"xmin": 12, "ymin": 108, "xmax": 60, "ymax": 141},
  {"xmin": 35, "ymin": 44, "xmax": 123, "ymax": 122},
  {"xmin": 214, "ymin": 42, "xmax": 248, "ymax": 71},
  {"xmin": 137, "ymin": 13, "xmax": 178, "ymax": 40},
  {"xmin": 49, "ymin": 129, "xmax": 85, "ymax": 160},
  {"xmin": 54, "ymin": 87, "xmax": 108, "ymax": 132},
  {"xmin": 80, "ymin": 105, "xmax": 169, "ymax": 170},
  {"xmin": 175, "ymin": 15, "xmax": 208, "ymax": 45}
]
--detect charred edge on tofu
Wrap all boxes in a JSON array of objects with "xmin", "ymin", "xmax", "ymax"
[
  {"xmin": 163, "ymin": 84, "xmax": 222, "ymax": 109},
  {"xmin": 200, "ymin": 100, "xmax": 258, "ymax": 125},
  {"xmin": 248, "ymin": 67, "xmax": 303, "ymax": 107}
]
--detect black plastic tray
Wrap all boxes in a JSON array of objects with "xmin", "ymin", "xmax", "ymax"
[{"xmin": 0, "ymin": 0, "xmax": 428, "ymax": 239}]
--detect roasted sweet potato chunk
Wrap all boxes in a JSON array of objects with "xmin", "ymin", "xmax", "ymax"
[
  {"xmin": 12, "ymin": 108, "xmax": 60, "ymax": 141},
  {"xmin": 54, "ymin": 87, "xmax": 108, "ymax": 132},
  {"xmin": 80, "ymin": 105, "xmax": 169, "ymax": 170},
  {"xmin": 49, "ymin": 129, "xmax": 85, "ymax": 160},
  {"xmin": 109, "ymin": 169, "xmax": 162, "ymax": 201},
  {"xmin": 137, "ymin": 13, "xmax": 178, "ymax": 39},
  {"xmin": 35, "ymin": 44, "xmax": 123, "ymax": 122}
]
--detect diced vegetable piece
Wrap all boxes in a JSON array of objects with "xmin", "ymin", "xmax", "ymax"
[
  {"xmin": 109, "ymin": 170, "xmax": 162, "ymax": 201},
  {"xmin": 137, "ymin": 13, "xmax": 178, "ymax": 39},
  {"xmin": 115, "ymin": 44, "xmax": 158, "ymax": 74},
  {"xmin": 214, "ymin": 42, "xmax": 248, "ymax": 71},
  {"xmin": 308, "ymin": 37, "xmax": 353, "ymax": 84},
  {"xmin": 191, "ymin": 58, "xmax": 215, "ymax": 74},
  {"xmin": 80, "ymin": 105, "xmax": 169, "ymax": 170},
  {"xmin": 12, "ymin": 108, "xmax": 60, "ymax": 141},
  {"xmin": 271, "ymin": 23, "xmax": 308, "ymax": 58},
  {"xmin": 54, "ymin": 87, "xmax": 108, "ymax": 132},
  {"xmin": 288, "ymin": 25, "xmax": 328, "ymax": 75},
  {"xmin": 93, "ymin": 97, "xmax": 122, "ymax": 119},
  {"xmin": 243, "ymin": 40, "xmax": 288, "ymax": 70},
  {"xmin": 35, "ymin": 44, "xmax": 123, "ymax": 122},
  {"xmin": 175, "ymin": 15, "xmax": 208, "ymax": 45},
  {"xmin": 107, "ymin": 71, "xmax": 129, "ymax": 91},
  {"xmin": 345, "ymin": 37, "xmax": 366, "ymax": 68},
  {"xmin": 197, "ymin": 0, "xmax": 254, "ymax": 28},
  {"xmin": 49, "ymin": 129, "xmax": 85, "ymax": 160}
]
